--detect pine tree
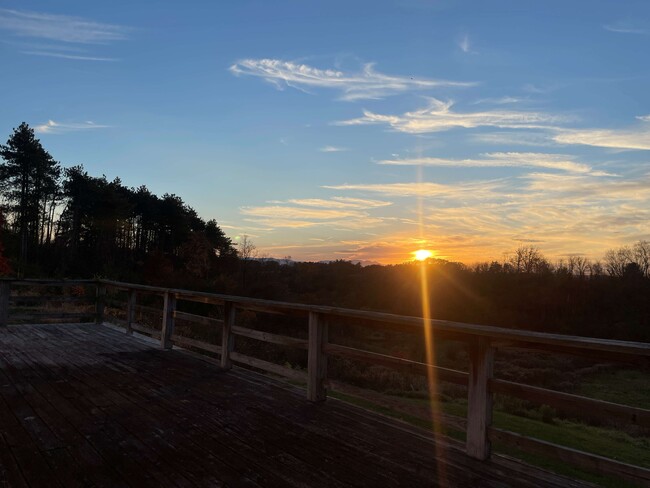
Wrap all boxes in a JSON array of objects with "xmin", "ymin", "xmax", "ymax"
[{"xmin": 0, "ymin": 123, "xmax": 61, "ymax": 275}]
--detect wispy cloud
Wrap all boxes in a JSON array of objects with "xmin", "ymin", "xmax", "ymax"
[
  {"xmin": 338, "ymin": 98, "xmax": 650, "ymax": 151},
  {"xmin": 378, "ymin": 152, "xmax": 608, "ymax": 175},
  {"xmin": 471, "ymin": 131, "xmax": 556, "ymax": 147},
  {"xmin": 0, "ymin": 8, "xmax": 129, "ymax": 61},
  {"xmin": 240, "ymin": 196, "xmax": 393, "ymax": 230},
  {"xmin": 522, "ymin": 83, "xmax": 556, "ymax": 94},
  {"xmin": 324, "ymin": 180, "xmax": 503, "ymax": 199},
  {"xmin": 337, "ymin": 97, "xmax": 567, "ymax": 133},
  {"xmin": 34, "ymin": 120, "xmax": 109, "ymax": 134},
  {"xmin": 604, "ymin": 21, "xmax": 649, "ymax": 35},
  {"xmin": 241, "ymin": 205, "xmax": 363, "ymax": 220},
  {"xmin": 0, "ymin": 9, "xmax": 129, "ymax": 43},
  {"xmin": 319, "ymin": 145, "xmax": 348, "ymax": 152},
  {"xmin": 521, "ymin": 172, "xmax": 650, "ymax": 200},
  {"xmin": 275, "ymin": 197, "xmax": 393, "ymax": 209},
  {"xmin": 330, "ymin": 197, "xmax": 393, "ymax": 208},
  {"xmin": 553, "ymin": 127, "xmax": 650, "ymax": 150},
  {"xmin": 229, "ymin": 58, "xmax": 476, "ymax": 101},
  {"xmin": 473, "ymin": 96, "xmax": 527, "ymax": 105},
  {"xmin": 23, "ymin": 51, "xmax": 117, "ymax": 62},
  {"xmin": 458, "ymin": 34, "xmax": 471, "ymax": 53}
]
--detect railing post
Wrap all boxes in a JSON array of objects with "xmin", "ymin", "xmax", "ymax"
[
  {"xmin": 95, "ymin": 282, "xmax": 106, "ymax": 325},
  {"xmin": 466, "ymin": 336, "xmax": 494, "ymax": 460},
  {"xmin": 126, "ymin": 289, "xmax": 136, "ymax": 335},
  {"xmin": 161, "ymin": 291, "xmax": 176, "ymax": 349},
  {"xmin": 0, "ymin": 281, "xmax": 11, "ymax": 327},
  {"xmin": 220, "ymin": 301, "xmax": 235, "ymax": 369},
  {"xmin": 307, "ymin": 311, "xmax": 328, "ymax": 402}
]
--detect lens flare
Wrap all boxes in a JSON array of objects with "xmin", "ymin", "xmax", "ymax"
[
  {"xmin": 414, "ymin": 154, "xmax": 447, "ymax": 482},
  {"xmin": 419, "ymin": 258, "xmax": 448, "ymax": 483}
]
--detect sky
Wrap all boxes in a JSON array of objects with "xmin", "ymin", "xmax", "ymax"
[{"xmin": 1, "ymin": 1, "xmax": 649, "ymax": 265}]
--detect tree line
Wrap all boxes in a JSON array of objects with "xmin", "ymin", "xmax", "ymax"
[
  {"xmin": 473, "ymin": 242, "xmax": 650, "ymax": 279},
  {"xmin": 0, "ymin": 122, "xmax": 236, "ymax": 278},
  {"xmin": 232, "ymin": 247, "xmax": 650, "ymax": 341}
]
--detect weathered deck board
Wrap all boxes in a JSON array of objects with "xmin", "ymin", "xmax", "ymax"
[{"xmin": 0, "ymin": 323, "xmax": 594, "ymax": 488}]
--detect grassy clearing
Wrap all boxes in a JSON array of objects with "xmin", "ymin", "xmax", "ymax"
[
  {"xmin": 578, "ymin": 368, "xmax": 650, "ymax": 408},
  {"xmin": 330, "ymin": 389, "xmax": 648, "ymax": 488}
]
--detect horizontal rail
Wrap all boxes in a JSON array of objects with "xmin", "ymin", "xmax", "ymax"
[
  {"xmin": 174, "ymin": 311, "xmax": 223, "ymax": 327},
  {"xmin": 489, "ymin": 428, "xmax": 650, "ymax": 486},
  {"xmin": 230, "ymin": 352, "xmax": 307, "ymax": 382},
  {"xmin": 103, "ymin": 282, "xmax": 164, "ymax": 295},
  {"xmin": 175, "ymin": 291, "xmax": 224, "ymax": 305},
  {"xmin": 3, "ymin": 279, "xmax": 95, "ymax": 286},
  {"xmin": 232, "ymin": 325, "xmax": 307, "ymax": 349},
  {"xmin": 503, "ymin": 341, "xmax": 650, "ymax": 366},
  {"xmin": 105, "ymin": 299, "xmax": 162, "ymax": 316},
  {"xmin": 10, "ymin": 312, "xmax": 92, "ymax": 321},
  {"xmin": 171, "ymin": 334, "xmax": 222, "ymax": 355},
  {"xmin": 324, "ymin": 343, "xmax": 469, "ymax": 386},
  {"xmin": 490, "ymin": 378, "xmax": 650, "ymax": 428},
  {"xmin": 10, "ymin": 295, "xmax": 90, "ymax": 303},
  {"xmin": 99, "ymin": 279, "xmax": 650, "ymax": 359}
]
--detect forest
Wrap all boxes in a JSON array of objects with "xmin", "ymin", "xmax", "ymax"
[
  {"xmin": 1, "ymin": 122, "xmax": 649, "ymax": 342},
  {"xmin": 0, "ymin": 123, "xmax": 238, "ymax": 280}
]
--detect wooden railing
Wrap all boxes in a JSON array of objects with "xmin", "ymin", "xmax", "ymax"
[{"xmin": 1, "ymin": 278, "xmax": 649, "ymax": 485}]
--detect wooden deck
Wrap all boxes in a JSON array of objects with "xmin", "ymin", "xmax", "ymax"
[{"xmin": 0, "ymin": 323, "xmax": 594, "ymax": 488}]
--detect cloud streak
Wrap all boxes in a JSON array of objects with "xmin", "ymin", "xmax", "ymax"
[
  {"xmin": 239, "ymin": 196, "xmax": 394, "ymax": 230},
  {"xmin": 241, "ymin": 205, "xmax": 362, "ymax": 220},
  {"xmin": 22, "ymin": 51, "xmax": 117, "ymax": 62},
  {"xmin": 337, "ymin": 98, "xmax": 650, "ymax": 151},
  {"xmin": 319, "ymin": 146, "xmax": 348, "ymax": 152},
  {"xmin": 34, "ymin": 120, "xmax": 109, "ymax": 134},
  {"xmin": 337, "ymin": 97, "xmax": 567, "ymax": 132},
  {"xmin": 604, "ymin": 21, "xmax": 649, "ymax": 35},
  {"xmin": 553, "ymin": 127, "xmax": 650, "ymax": 150},
  {"xmin": 278, "ymin": 197, "xmax": 393, "ymax": 209},
  {"xmin": 229, "ymin": 59, "xmax": 475, "ymax": 101},
  {"xmin": 0, "ymin": 8, "xmax": 129, "ymax": 61},
  {"xmin": 378, "ymin": 152, "xmax": 608, "ymax": 175},
  {"xmin": 0, "ymin": 9, "xmax": 129, "ymax": 44},
  {"xmin": 458, "ymin": 34, "xmax": 471, "ymax": 53},
  {"xmin": 324, "ymin": 180, "xmax": 504, "ymax": 199}
]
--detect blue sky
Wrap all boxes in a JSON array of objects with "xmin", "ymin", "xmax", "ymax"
[{"xmin": 1, "ymin": 1, "xmax": 649, "ymax": 263}]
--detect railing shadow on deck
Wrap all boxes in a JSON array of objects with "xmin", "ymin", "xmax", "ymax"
[{"xmin": 1, "ymin": 278, "xmax": 649, "ymax": 486}]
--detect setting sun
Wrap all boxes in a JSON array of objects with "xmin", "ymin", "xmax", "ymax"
[{"xmin": 413, "ymin": 249, "xmax": 434, "ymax": 261}]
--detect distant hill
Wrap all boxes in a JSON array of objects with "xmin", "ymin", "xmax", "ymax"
[{"xmin": 252, "ymin": 257, "xmax": 382, "ymax": 267}]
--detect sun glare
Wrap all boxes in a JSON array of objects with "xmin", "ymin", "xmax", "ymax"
[{"xmin": 414, "ymin": 249, "xmax": 433, "ymax": 261}]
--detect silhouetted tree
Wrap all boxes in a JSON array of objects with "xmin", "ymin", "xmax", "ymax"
[
  {"xmin": 604, "ymin": 246, "xmax": 634, "ymax": 277},
  {"xmin": 508, "ymin": 246, "xmax": 550, "ymax": 274},
  {"xmin": 633, "ymin": 240, "xmax": 650, "ymax": 278},
  {"xmin": 568, "ymin": 256, "xmax": 590, "ymax": 277},
  {"xmin": 205, "ymin": 219, "xmax": 235, "ymax": 258},
  {"xmin": 0, "ymin": 123, "xmax": 60, "ymax": 274}
]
